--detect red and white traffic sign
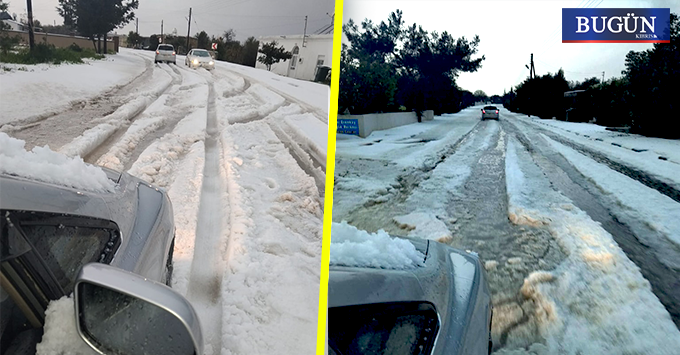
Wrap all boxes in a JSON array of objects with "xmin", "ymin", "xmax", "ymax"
[{"xmin": 211, "ymin": 43, "xmax": 217, "ymax": 50}]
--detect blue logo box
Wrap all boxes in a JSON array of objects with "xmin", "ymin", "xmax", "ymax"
[
  {"xmin": 562, "ymin": 8, "xmax": 670, "ymax": 43},
  {"xmin": 337, "ymin": 119, "xmax": 359, "ymax": 135}
]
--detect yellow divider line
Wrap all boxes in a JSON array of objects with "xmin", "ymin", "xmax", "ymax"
[{"xmin": 316, "ymin": 0, "xmax": 343, "ymax": 354}]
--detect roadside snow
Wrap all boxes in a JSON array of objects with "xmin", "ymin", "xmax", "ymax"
[
  {"xmin": 501, "ymin": 136, "xmax": 680, "ymax": 354},
  {"xmin": 333, "ymin": 110, "xmax": 481, "ymax": 218},
  {"xmin": 511, "ymin": 113, "xmax": 680, "ymax": 191},
  {"xmin": 544, "ymin": 134, "xmax": 680, "ymax": 267},
  {"xmin": 216, "ymin": 61, "xmax": 329, "ymax": 114},
  {"xmin": 0, "ymin": 49, "xmax": 148, "ymax": 127},
  {"xmin": 0, "ymin": 132, "xmax": 114, "ymax": 192},
  {"xmin": 330, "ymin": 221, "xmax": 425, "ymax": 269}
]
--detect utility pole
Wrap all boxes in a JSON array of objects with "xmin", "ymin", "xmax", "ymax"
[
  {"xmin": 161, "ymin": 20, "xmax": 163, "ymax": 42},
  {"xmin": 136, "ymin": 18, "xmax": 139, "ymax": 33},
  {"xmin": 302, "ymin": 15, "xmax": 307, "ymax": 47},
  {"xmin": 26, "ymin": 0, "xmax": 35, "ymax": 50},
  {"xmin": 186, "ymin": 8, "xmax": 192, "ymax": 53},
  {"xmin": 602, "ymin": 71, "xmax": 605, "ymax": 84},
  {"xmin": 525, "ymin": 53, "xmax": 536, "ymax": 79}
]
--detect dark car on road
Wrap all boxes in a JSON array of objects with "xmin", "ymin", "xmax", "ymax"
[
  {"xmin": 0, "ymin": 169, "xmax": 182, "ymax": 354},
  {"xmin": 328, "ymin": 236, "xmax": 493, "ymax": 355},
  {"xmin": 481, "ymin": 106, "xmax": 499, "ymax": 120}
]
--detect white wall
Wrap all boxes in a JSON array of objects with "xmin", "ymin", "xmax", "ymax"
[
  {"xmin": 256, "ymin": 34, "xmax": 333, "ymax": 81},
  {"xmin": 338, "ymin": 110, "xmax": 434, "ymax": 138}
]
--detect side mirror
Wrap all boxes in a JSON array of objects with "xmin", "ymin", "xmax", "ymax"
[{"xmin": 74, "ymin": 263, "xmax": 203, "ymax": 355}]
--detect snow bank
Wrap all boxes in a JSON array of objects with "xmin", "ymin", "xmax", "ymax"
[
  {"xmin": 330, "ymin": 221, "xmax": 425, "ymax": 269},
  {"xmin": 0, "ymin": 132, "xmax": 114, "ymax": 192},
  {"xmin": 503, "ymin": 136, "xmax": 680, "ymax": 354},
  {"xmin": 36, "ymin": 296, "xmax": 97, "ymax": 355},
  {"xmin": 511, "ymin": 113, "xmax": 680, "ymax": 192},
  {"xmin": 0, "ymin": 49, "xmax": 148, "ymax": 127},
  {"xmin": 544, "ymin": 134, "xmax": 680, "ymax": 266}
]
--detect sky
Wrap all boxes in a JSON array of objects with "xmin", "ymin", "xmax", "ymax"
[
  {"xmin": 4, "ymin": 0, "xmax": 335, "ymax": 41},
  {"xmin": 343, "ymin": 0, "xmax": 680, "ymax": 96}
]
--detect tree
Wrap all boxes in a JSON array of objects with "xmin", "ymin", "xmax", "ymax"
[
  {"xmin": 340, "ymin": 10, "xmax": 485, "ymax": 115},
  {"xmin": 257, "ymin": 40, "xmax": 291, "ymax": 71},
  {"xmin": 57, "ymin": 0, "xmax": 139, "ymax": 53},
  {"xmin": 196, "ymin": 30, "xmax": 210, "ymax": 49},
  {"xmin": 1, "ymin": 1, "xmax": 10, "ymax": 31},
  {"xmin": 570, "ymin": 77, "xmax": 600, "ymax": 90},
  {"xmin": 622, "ymin": 12, "xmax": 679, "ymax": 137},
  {"xmin": 473, "ymin": 90, "xmax": 487, "ymax": 102},
  {"xmin": 127, "ymin": 30, "xmax": 141, "ymax": 48},
  {"xmin": 241, "ymin": 36, "xmax": 259, "ymax": 67}
]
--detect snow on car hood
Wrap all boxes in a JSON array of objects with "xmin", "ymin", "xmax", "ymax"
[
  {"xmin": 330, "ymin": 221, "xmax": 425, "ymax": 269},
  {"xmin": 0, "ymin": 132, "xmax": 115, "ymax": 192}
]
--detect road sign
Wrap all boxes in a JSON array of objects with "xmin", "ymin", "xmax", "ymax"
[
  {"xmin": 212, "ymin": 43, "xmax": 217, "ymax": 50},
  {"xmin": 158, "ymin": 37, "xmax": 162, "ymax": 43},
  {"xmin": 337, "ymin": 119, "xmax": 359, "ymax": 136}
]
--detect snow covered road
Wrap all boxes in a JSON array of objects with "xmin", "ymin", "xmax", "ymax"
[
  {"xmin": 333, "ymin": 106, "xmax": 680, "ymax": 354},
  {"xmin": 2, "ymin": 49, "xmax": 327, "ymax": 355}
]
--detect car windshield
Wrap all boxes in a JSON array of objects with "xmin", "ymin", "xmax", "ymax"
[
  {"xmin": 484, "ymin": 106, "xmax": 497, "ymax": 110},
  {"xmin": 193, "ymin": 50, "xmax": 210, "ymax": 57},
  {"xmin": 158, "ymin": 45, "xmax": 173, "ymax": 51},
  {"xmin": 329, "ymin": 302, "xmax": 439, "ymax": 355}
]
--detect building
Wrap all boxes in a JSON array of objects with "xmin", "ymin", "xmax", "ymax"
[
  {"xmin": 0, "ymin": 11, "xmax": 27, "ymax": 31},
  {"xmin": 255, "ymin": 34, "xmax": 332, "ymax": 81}
]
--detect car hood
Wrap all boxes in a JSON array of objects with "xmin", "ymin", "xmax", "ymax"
[{"xmin": 328, "ymin": 237, "xmax": 488, "ymax": 355}]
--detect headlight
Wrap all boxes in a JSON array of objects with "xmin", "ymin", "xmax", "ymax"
[
  {"xmin": 192, "ymin": 59, "xmax": 198, "ymax": 64},
  {"xmin": 209, "ymin": 61, "xmax": 214, "ymax": 65}
]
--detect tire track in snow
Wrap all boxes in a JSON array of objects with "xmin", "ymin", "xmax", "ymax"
[
  {"xmin": 83, "ymin": 64, "xmax": 186, "ymax": 164},
  {"xmin": 6, "ymin": 58, "xmax": 161, "ymax": 152},
  {"xmin": 92, "ymin": 66, "xmax": 210, "ymax": 171},
  {"xmin": 185, "ymin": 81, "xmax": 226, "ymax": 355},
  {"xmin": 59, "ymin": 64, "xmax": 179, "ymax": 159},
  {"xmin": 0, "ymin": 56, "xmax": 155, "ymax": 135}
]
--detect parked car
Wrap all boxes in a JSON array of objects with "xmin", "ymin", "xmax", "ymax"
[
  {"xmin": 185, "ymin": 49, "xmax": 215, "ymax": 70},
  {"xmin": 328, "ymin": 236, "xmax": 493, "ymax": 355},
  {"xmin": 155, "ymin": 44, "xmax": 176, "ymax": 64},
  {"xmin": 0, "ymin": 170, "xmax": 203, "ymax": 354},
  {"xmin": 481, "ymin": 106, "xmax": 499, "ymax": 120}
]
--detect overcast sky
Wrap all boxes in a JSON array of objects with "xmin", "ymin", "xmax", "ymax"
[
  {"xmin": 5, "ymin": 0, "xmax": 335, "ymax": 41},
  {"xmin": 344, "ymin": 0, "xmax": 679, "ymax": 96}
]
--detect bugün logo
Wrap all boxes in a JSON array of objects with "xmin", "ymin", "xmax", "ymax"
[{"xmin": 575, "ymin": 13, "xmax": 656, "ymax": 34}]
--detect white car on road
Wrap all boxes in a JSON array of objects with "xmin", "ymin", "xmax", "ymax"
[
  {"xmin": 185, "ymin": 49, "xmax": 215, "ymax": 70},
  {"xmin": 154, "ymin": 44, "xmax": 176, "ymax": 64}
]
